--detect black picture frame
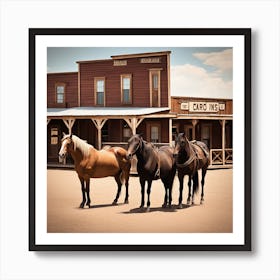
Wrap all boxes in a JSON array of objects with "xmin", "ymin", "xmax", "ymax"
[{"xmin": 29, "ymin": 28, "xmax": 251, "ymax": 251}]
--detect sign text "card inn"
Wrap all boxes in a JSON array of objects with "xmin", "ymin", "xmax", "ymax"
[{"xmin": 180, "ymin": 102, "xmax": 225, "ymax": 112}]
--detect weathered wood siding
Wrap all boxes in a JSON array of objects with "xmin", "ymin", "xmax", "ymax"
[
  {"xmin": 47, "ymin": 72, "xmax": 78, "ymax": 108},
  {"xmin": 79, "ymin": 54, "xmax": 169, "ymax": 107}
]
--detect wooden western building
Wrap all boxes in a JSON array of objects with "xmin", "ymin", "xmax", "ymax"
[{"xmin": 47, "ymin": 51, "xmax": 232, "ymax": 168}]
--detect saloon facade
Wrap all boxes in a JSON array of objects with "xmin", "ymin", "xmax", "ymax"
[{"xmin": 47, "ymin": 51, "xmax": 232, "ymax": 167}]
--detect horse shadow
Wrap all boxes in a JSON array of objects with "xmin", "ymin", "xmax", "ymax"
[
  {"xmin": 121, "ymin": 204, "xmax": 184, "ymax": 214},
  {"xmin": 75, "ymin": 203, "xmax": 127, "ymax": 210}
]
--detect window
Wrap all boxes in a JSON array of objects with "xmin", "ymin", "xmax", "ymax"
[
  {"xmin": 56, "ymin": 84, "xmax": 65, "ymax": 104},
  {"xmin": 149, "ymin": 69, "xmax": 161, "ymax": 107},
  {"xmin": 121, "ymin": 74, "xmax": 132, "ymax": 104},
  {"xmin": 50, "ymin": 127, "xmax": 58, "ymax": 145},
  {"xmin": 184, "ymin": 124, "xmax": 193, "ymax": 140},
  {"xmin": 101, "ymin": 122, "xmax": 109, "ymax": 142},
  {"xmin": 151, "ymin": 126, "xmax": 159, "ymax": 143},
  {"xmin": 201, "ymin": 124, "xmax": 211, "ymax": 148},
  {"xmin": 94, "ymin": 78, "xmax": 105, "ymax": 106},
  {"xmin": 122, "ymin": 121, "xmax": 132, "ymax": 141},
  {"xmin": 153, "ymin": 74, "xmax": 158, "ymax": 89}
]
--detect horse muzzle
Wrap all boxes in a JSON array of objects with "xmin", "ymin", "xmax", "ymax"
[
  {"xmin": 58, "ymin": 153, "xmax": 66, "ymax": 163},
  {"xmin": 126, "ymin": 153, "xmax": 133, "ymax": 160}
]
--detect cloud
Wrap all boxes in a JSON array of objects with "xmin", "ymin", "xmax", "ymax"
[
  {"xmin": 193, "ymin": 49, "xmax": 233, "ymax": 74},
  {"xmin": 170, "ymin": 63, "xmax": 232, "ymax": 99},
  {"xmin": 170, "ymin": 49, "xmax": 232, "ymax": 99}
]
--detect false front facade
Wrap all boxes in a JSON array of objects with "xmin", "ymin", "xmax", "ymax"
[{"xmin": 47, "ymin": 51, "xmax": 232, "ymax": 168}]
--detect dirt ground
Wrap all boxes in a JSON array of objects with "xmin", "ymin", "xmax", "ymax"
[{"xmin": 47, "ymin": 168, "xmax": 232, "ymax": 233}]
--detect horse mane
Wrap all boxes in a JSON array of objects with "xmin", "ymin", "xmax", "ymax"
[{"xmin": 71, "ymin": 135, "xmax": 93, "ymax": 157}]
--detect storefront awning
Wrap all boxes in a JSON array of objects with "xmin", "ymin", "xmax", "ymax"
[{"xmin": 47, "ymin": 107, "xmax": 171, "ymax": 117}]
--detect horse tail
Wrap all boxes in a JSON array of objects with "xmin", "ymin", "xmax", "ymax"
[
  {"xmin": 193, "ymin": 171, "xmax": 199, "ymax": 194},
  {"xmin": 119, "ymin": 171, "xmax": 126, "ymax": 185}
]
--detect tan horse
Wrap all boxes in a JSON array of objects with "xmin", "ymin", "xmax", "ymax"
[{"xmin": 58, "ymin": 133, "xmax": 131, "ymax": 208}]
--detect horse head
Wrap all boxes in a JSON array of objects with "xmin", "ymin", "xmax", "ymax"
[
  {"xmin": 58, "ymin": 133, "xmax": 74, "ymax": 163},
  {"xmin": 173, "ymin": 132, "xmax": 188, "ymax": 158},
  {"xmin": 126, "ymin": 134, "xmax": 143, "ymax": 160}
]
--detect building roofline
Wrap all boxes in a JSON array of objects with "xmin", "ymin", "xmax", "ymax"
[
  {"xmin": 76, "ymin": 51, "xmax": 171, "ymax": 64},
  {"xmin": 111, "ymin": 51, "xmax": 171, "ymax": 60},
  {"xmin": 76, "ymin": 58, "xmax": 112, "ymax": 64},
  {"xmin": 171, "ymin": 96, "xmax": 233, "ymax": 101},
  {"xmin": 47, "ymin": 71, "xmax": 78, "ymax": 75}
]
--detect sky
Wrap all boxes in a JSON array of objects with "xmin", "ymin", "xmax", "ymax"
[{"xmin": 47, "ymin": 47, "xmax": 232, "ymax": 99}]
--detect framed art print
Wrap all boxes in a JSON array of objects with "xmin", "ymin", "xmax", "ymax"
[{"xmin": 29, "ymin": 28, "xmax": 251, "ymax": 251}]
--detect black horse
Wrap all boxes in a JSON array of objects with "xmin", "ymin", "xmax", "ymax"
[
  {"xmin": 127, "ymin": 134, "xmax": 176, "ymax": 211},
  {"xmin": 174, "ymin": 132, "xmax": 210, "ymax": 208}
]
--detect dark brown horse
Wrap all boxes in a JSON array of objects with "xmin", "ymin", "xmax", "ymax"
[
  {"xmin": 174, "ymin": 132, "xmax": 210, "ymax": 208},
  {"xmin": 126, "ymin": 134, "xmax": 176, "ymax": 211},
  {"xmin": 58, "ymin": 133, "xmax": 131, "ymax": 208}
]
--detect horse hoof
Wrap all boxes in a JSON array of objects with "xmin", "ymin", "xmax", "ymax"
[
  {"xmin": 112, "ymin": 201, "xmax": 118, "ymax": 205},
  {"xmin": 162, "ymin": 203, "xmax": 167, "ymax": 208},
  {"xmin": 178, "ymin": 204, "xmax": 183, "ymax": 209},
  {"xmin": 146, "ymin": 207, "xmax": 150, "ymax": 212},
  {"xmin": 124, "ymin": 199, "xmax": 129, "ymax": 204},
  {"xmin": 79, "ymin": 203, "xmax": 85, "ymax": 208},
  {"xmin": 200, "ymin": 200, "xmax": 204, "ymax": 205}
]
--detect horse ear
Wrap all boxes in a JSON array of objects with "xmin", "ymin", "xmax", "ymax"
[
  {"xmin": 70, "ymin": 133, "xmax": 73, "ymax": 139},
  {"xmin": 63, "ymin": 132, "xmax": 66, "ymax": 137}
]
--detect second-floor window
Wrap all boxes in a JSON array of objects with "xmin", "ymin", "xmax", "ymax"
[
  {"xmin": 56, "ymin": 84, "xmax": 65, "ymax": 104},
  {"xmin": 95, "ymin": 78, "xmax": 105, "ymax": 106},
  {"xmin": 149, "ymin": 69, "xmax": 161, "ymax": 107},
  {"xmin": 121, "ymin": 74, "xmax": 132, "ymax": 104}
]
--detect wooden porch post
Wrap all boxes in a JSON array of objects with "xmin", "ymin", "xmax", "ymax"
[
  {"xmin": 220, "ymin": 119, "xmax": 226, "ymax": 165},
  {"xmin": 192, "ymin": 119, "xmax": 198, "ymax": 140},
  {"xmin": 124, "ymin": 117, "xmax": 144, "ymax": 135},
  {"xmin": 91, "ymin": 118, "xmax": 107, "ymax": 150},
  {"xmin": 63, "ymin": 118, "xmax": 76, "ymax": 134},
  {"xmin": 169, "ymin": 118, "xmax": 173, "ymax": 146}
]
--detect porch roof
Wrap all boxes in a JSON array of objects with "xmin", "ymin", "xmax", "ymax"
[{"xmin": 47, "ymin": 107, "xmax": 171, "ymax": 117}]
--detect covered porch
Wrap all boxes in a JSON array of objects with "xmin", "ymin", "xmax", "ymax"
[{"xmin": 47, "ymin": 107, "xmax": 175, "ymax": 167}]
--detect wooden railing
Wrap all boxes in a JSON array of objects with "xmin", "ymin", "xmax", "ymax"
[
  {"xmin": 102, "ymin": 143, "xmax": 233, "ymax": 169},
  {"xmin": 210, "ymin": 148, "xmax": 233, "ymax": 166}
]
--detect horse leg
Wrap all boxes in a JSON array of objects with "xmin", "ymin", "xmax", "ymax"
[
  {"xmin": 139, "ymin": 178, "xmax": 145, "ymax": 209},
  {"xmin": 113, "ymin": 173, "xmax": 122, "ymax": 205},
  {"xmin": 178, "ymin": 173, "xmax": 184, "ymax": 209},
  {"xmin": 79, "ymin": 177, "xmax": 86, "ymax": 208},
  {"xmin": 167, "ymin": 168, "xmax": 175, "ymax": 208},
  {"xmin": 162, "ymin": 184, "xmax": 168, "ymax": 208},
  {"xmin": 168, "ymin": 184, "xmax": 173, "ymax": 208},
  {"xmin": 192, "ymin": 172, "xmax": 199, "ymax": 205},
  {"xmin": 200, "ymin": 168, "xmax": 207, "ymax": 204},
  {"xmin": 146, "ymin": 180, "xmax": 152, "ymax": 212},
  {"xmin": 124, "ymin": 170, "xmax": 129, "ymax": 204},
  {"xmin": 85, "ymin": 179, "xmax": 91, "ymax": 208},
  {"xmin": 187, "ymin": 176, "xmax": 192, "ymax": 205},
  {"xmin": 161, "ymin": 178, "xmax": 168, "ymax": 208}
]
